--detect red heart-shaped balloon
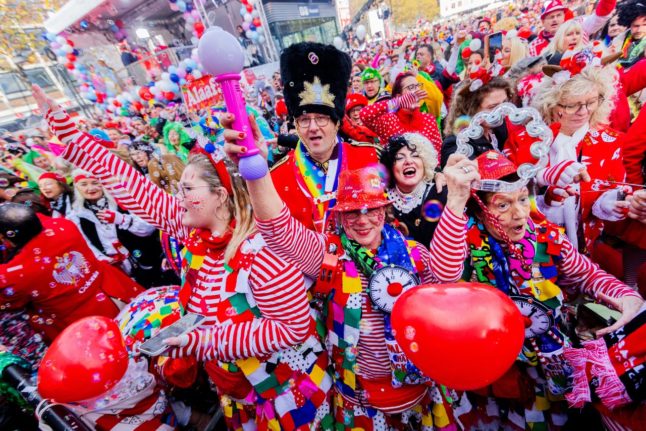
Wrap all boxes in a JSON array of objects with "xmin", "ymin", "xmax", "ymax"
[
  {"xmin": 391, "ymin": 283, "xmax": 524, "ymax": 390},
  {"xmin": 38, "ymin": 316, "xmax": 128, "ymax": 402}
]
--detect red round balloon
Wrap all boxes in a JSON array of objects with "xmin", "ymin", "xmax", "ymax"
[
  {"xmin": 246, "ymin": 4, "xmax": 253, "ymax": 12},
  {"xmin": 252, "ymin": 18, "xmax": 261, "ymax": 27},
  {"xmin": 65, "ymin": 62, "xmax": 75, "ymax": 70},
  {"xmin": 163, "ymin": 91, "xmax": 175, "ymax": 101},
  {"xmin": 38, "ymin": 316, "xmax": 128, "ymax": 403},
  {"xmin": 391, "ymin": 283, "xmax": 524, "ymax": 390},
  {"xmin": 138, "ymin": 87, "xmax": 153, "ymax": 101},
  {"xmin": 66, "ymin": 53, "xmax": 76, "ymax": 62}
]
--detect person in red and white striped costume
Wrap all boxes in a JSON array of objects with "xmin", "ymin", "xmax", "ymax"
[
  {"xmin": 223, "ymin": 111, "xmax": 480, "ymax": 430},
  {"xmin": 32, "ymin": 84, "xmax": 334, "ymax": 431}
]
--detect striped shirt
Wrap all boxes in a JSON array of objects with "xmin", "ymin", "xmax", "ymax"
[
  {"xmin": 256, "ymin": 204, "xmax": 469, "ymax": 381},
  {"xmin": 49, "ymin": 109, "xmax": 313, "ymax": 363}
]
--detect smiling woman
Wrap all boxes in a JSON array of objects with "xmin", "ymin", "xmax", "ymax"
[{"xmin": 461, "ymin": 150, "xmax": 644, "ymax": 430}]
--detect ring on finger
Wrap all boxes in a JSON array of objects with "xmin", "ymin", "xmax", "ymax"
[{"xmin": 462, "ymin": 166, "xmax": 471, "ymax": 174}]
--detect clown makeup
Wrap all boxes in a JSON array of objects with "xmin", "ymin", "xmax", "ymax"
[
  {"xmin": 341, "ymin": 206, "xmax": 386, "ymax": 250},
  {"xmin": 76, "ymin": 178, "xmax": 103, "ymax": 201},
  {"xmin": 38, "ymin": 178, "xmax": 64, "ymax": 200},
  {"xmin": 482, "ymin": 187, "xmax": 531, "ymax": 242},
  {"xmin": 176, "ymin": 164, "xmax": 224, "ymax": 229}
]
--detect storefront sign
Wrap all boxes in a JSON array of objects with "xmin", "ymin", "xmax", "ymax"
[
  {"xmin": 181, "ymin": 75, "xmax": 223, "ymax": 111},
  {"xmin": 298, "ymin": 4, "xmax": 320, "ymax": 16}
]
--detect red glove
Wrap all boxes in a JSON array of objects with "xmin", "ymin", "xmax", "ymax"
[{"xmin": 595, "ymin": 0, "xmax": 616, "ymax": 17}]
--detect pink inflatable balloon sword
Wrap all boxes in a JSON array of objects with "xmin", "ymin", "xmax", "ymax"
[{"xmin": 198, "ymin": 26, "xmax": 268, "ymax": 180}]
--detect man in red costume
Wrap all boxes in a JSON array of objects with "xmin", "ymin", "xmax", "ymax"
[
  {"xmin": 271, "ymin": 43, "xmax": 380, "ymax": 233},
  {"xmin": 0, "ymin": 203, "xmax": 143, "ymax": 342}
]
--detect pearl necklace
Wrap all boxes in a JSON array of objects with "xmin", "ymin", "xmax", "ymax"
[{"xmin": 387, "ymin": 182, "xmax": 429, "ymax": 214}]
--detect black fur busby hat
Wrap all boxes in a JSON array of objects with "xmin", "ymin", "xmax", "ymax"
[
  {"xmin": 617, "ymin": 0, "xmax": 646, "ymax": 27},
  {"xmin": 280, "ymin": 42, "xmax": 352, "ymax": 123}
]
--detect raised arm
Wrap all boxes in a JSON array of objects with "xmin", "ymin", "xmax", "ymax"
[
  {"xmin": 34, "ymin": 85, "xmax": 188, "ymax": 240},
  {"xmin": 168, "ymin": 246, "xmax": 313, "ymax": 362},
  {"xmin": 222, "ymin": 113, "xmax": 326, "ymax": 278}
]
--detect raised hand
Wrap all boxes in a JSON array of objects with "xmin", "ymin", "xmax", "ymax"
[
  {"xmin": 443, "ymin": 153, "xmax": 480, "ymax": 214},
  {"xmin": 221, "ymin": 113, "xmax": 268, "ymax": 166},
  {"xmin": 32, "ymin": 84, "xmax": 60, "ymax": 116},
  {"xmin": 538, "ymin": 160, "xmax": 591, "ymax": 188}
]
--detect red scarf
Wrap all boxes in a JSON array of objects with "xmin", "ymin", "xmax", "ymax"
[
  {"xmin": 395, "ymin": 108, "xmax": 426, "ymax": 130},
  {"xmin": 184, "ymin": 221, "xmax": 235, "ymax": 255}
]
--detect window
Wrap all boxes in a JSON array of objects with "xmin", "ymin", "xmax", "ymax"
[
  {"xmin": 0, "ymin": 73, "xmax": 28, "ymax": 95},
  {"xmin": 24, "ymin": 68, "xmax": 55, "ymax": 90}
]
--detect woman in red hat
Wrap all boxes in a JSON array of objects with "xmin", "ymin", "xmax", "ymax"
[
  {"xmin": 223, "ymin": 114, "xmax": 481, "ymax": 429},
  {"xmin": 340, "ymin": 93, "xmax": 378, "ymax": 144},
  {"xmin": 37, "ymin": 171, "xmax": 73, "ymax": 218},
  {"xmin": 33, "ymin": 85, "xmax": 335, "ymax": 430},
  {"xmin": 455, "ymin": 151, "xmax": 644, "ymax": 430}
]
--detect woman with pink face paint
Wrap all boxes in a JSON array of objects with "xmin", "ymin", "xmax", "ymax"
[{"xmin": 32, "ymin": 85, "xmax": 333, "ymax": 430}]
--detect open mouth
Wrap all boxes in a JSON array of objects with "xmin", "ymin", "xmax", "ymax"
[
  {"xmin": 511, "ymin": 225, "xmax": 525, "ymax": 234},
  {"xmin": 308, "ymin": 135, "xmax": 323, "ymax": 145},
  {"xmin": 402, "ymin": 167, "xmax": 417, "ymax": 178}
]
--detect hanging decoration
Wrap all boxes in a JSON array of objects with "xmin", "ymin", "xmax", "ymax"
[{"xmin": 239, "ymin": 0, "xmax": 267, "ymax": 45}]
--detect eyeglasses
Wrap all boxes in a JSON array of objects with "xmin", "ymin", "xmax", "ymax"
[
  {"xmin": 296, "ymin": 115, "xmax": 331, "ymax": 129},
  {"xmin": 403, "ymin": 83, "xmax": 423, "ymax": 92},
  {"xmin": 343, "ymin": 207, "xmax": 384, "ymax": 223},
  {"xmin": 175, "ymin": 184, "xmax": 212, "ymax": 196},
  {"xmin": 557, "ymin": 96, "xmax": 604, "ymax": 115}
]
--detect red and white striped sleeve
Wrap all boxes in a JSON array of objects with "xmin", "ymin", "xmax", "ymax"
[
  {"xmin": 176, "ymin": 246, "xmax": 313, "ymax": 362},
  {"xmin": 255, "ymin": 203, "xmax": 326, "ymax": 279},
  {"xmin": 558, "ymin": 237, "xmax": 642, "ymax": 300},
  {"xmin": 46, "ymin": 109, "xmax": 188, "ymax": 240},
  {"xmin": 425, "ymin": 207, "xmax": 468, "ymax": 282}
]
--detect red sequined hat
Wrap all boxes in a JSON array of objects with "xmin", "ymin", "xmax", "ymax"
[
  {"xmin": 332, "ymin": 167, "xmax": 390, "ymax": 212},
  {"xmin": 476, "ymin": 151, "xmax": 517, "ymax": 180}
]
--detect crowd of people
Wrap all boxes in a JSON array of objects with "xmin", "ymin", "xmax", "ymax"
[{"xmin": 2, "ymin": 0, "xmax": 646, "ymax": 429}]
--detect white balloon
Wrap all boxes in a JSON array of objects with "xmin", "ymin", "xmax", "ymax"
[
  {"xmin": 161, "ymin": 72, "xmax": 170, "ymax": 81},
  {"xmin": 245, "ymin": 29, "xmax": 254, "ymax": 38},
  {"xmin": 469, "ymin": 38, "xmax": 482, "ymax": 52},
  {"xmin": 356, "ymin": 25, "xmax": 367, "ymax": 41},
  {"xmin": 192, "ymin": 70, "xmax": 202, "ymax": 79},
  {"xmin": 251, "ymin": 10, "xmax": 260, "ymax": 18},
  {"xmin": 333, "ymin": 36, "xmax": 343, "ymax": 50},
  {"xmin": 258, "ymin": 35, "xmax": 266, "ymax": 44},
  {"xmin": 244, "ymin": 13, "xmax": 253, "ymax": 22},
  {"xmin": 256, "ymin": 27, "xmax": 265, "ymax": 36}
]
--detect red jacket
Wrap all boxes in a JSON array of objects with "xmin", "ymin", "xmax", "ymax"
[
  {"xmin": 359, "ymin": 99, "xmax": 442, "ymax": 155},
  {"xmin": 270, "ymin": 140, "xmax": 380, "ymax": 233},
  {"xmin": 0, "ymin": 215, "xmax": 143, "ymax": 342}
]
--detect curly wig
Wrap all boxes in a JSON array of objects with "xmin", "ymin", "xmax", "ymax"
[
  {"xmin": 531, "ymin": 65, "xmax": 617, "ymax": 128},
  {"xmin": 380, "ymin": 133, "xmax": 438, "ymax": 188},
  {"xmin": 617, "ymin": 0, "xmax": 646, "ymax": 27}
]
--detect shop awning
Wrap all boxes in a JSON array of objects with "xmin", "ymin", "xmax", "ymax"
[{"xmin": 44, "ymin": 0, "xmax": 107, "ymax": 35}]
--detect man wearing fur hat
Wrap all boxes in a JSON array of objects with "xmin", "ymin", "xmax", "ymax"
[
  {"xmin": 529, "ymin": 0, "xmax": 617, "ymax": 56},
  {"xmin": 271, "ymin": 42, "xmax": 380, "ymax": 233}
]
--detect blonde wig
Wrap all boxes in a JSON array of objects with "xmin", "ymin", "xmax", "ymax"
[
  {"xmin": 503, "ymin": 36, "xmax": 528, "ymax": 69},
  {"xmin": 531, "ymin": 65, "xmax": 617, "ymax": 128},
  {"xmin": 544, "ymin": 20, "xmax": 585, "ymax": 56}
]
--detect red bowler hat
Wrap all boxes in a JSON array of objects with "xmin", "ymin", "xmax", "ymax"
[
  {"xmin": 476, "ymin": 151, "xmax": 517, "ymax": 181},
  {"xmin": 332, "ymin": 167, "xmax": 390, "ymax": 212},
  {"xmin": 345, "ymin": 93, "xmax": 369, "ymax": 113}
]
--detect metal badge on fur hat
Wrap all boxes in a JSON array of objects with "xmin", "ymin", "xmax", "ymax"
[
  {"xmin": 332, "ymin": 167, "xmax": 390, "ymax": 212},
  {"xmin": 280, "ymin": 42, "xmax": 351, "ymax": 121}
]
